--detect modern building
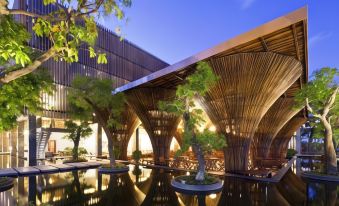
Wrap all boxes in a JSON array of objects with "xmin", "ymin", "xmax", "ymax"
[
  {"xmin": 0, "ymin": 0, "xmax": 178, "ymax": 167},
  {"xmin": 0, "ymin": 2, "xmax": 308, "ymax": 172},
  {"xmin": 114, "ymin": 6, "xmax": 308, "ymax": 169}
]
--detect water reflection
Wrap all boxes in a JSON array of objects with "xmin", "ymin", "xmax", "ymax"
[
  {"xmin": 0, "ymin": 161, "xmax": 339, "ymax": 205},
  {"xmin": 139, "ymin": 169, "xmax": 179, "ymax": 206}
]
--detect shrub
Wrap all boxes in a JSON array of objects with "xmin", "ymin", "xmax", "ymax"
[
  {"xmin": 132, "ymin": 150, "xmax": 142, "ymax": 162},
  {"xmin": 286, "ymin": 149, "xmax": 297, "ymax": 159}
]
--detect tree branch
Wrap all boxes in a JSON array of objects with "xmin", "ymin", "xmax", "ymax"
[
  {"xmin": 0, "ymin": 47, "xmax": 56, "ymax": 83},
  {"xmin": 0, "ymin": 9, "xmax": 43, "ymax": 18},
  {"xmin": 305, "ymin": 98, "xmax": 322, "ymax": 119},
  {"xmin": 323, "ymin": 87, "xmax": 339, "ymax": 117}
]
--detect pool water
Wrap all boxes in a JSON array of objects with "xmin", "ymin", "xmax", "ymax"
[{"xmin": 0, "ymin": 161, "xmax": 338, "ymax": 205}]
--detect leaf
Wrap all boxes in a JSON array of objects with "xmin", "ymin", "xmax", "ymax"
[
  {"xmin": 89, "ymin": 47, "xmax": 96, "ymax": 58},
  {"xmin": 97, "ymin": 53, "xmax": 107, "ymax": 64}
]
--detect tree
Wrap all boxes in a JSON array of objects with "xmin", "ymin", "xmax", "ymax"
[
  {"xmin": 0, "ymin": 0, "xmax": 131, "ymax": 83},
  {"xmin": 64, "ymin": 120, "xmax": 92, "ymax": 161},
  {"xmin": 0, "ymin": 69, "xmax": 53, "ymax": 132},
  {"xmin": 295, "ymin": 67, "xmax": 339, "ymax": 175},
  {"xmin": 159, "ymin": 62, "xmax": 226, "ymax": 181},
  {"xmin": 68, "ymin": 75, "xmax": 125, "ymax": 167}
]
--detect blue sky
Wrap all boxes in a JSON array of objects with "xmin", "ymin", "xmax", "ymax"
[
  {"xmin": 100, "ymin": 0, "xmax": 338, "ymax": 76},
  {"xmin": 9, "ymin": 0, "xmax": 338, "ymax": 76}
]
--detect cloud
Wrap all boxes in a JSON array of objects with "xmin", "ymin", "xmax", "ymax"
[
  {"xmin": 240, "ymin": 0, "xmax": 255, "ymax": 10},
  {"xmin": 309, "ymin": 32, "xmax": 332, "ymax": 47}
]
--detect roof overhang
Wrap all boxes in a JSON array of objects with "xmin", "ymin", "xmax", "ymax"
[{"xmin": 114, "ymin": 6, "xmax": 308, "ymax": 94}]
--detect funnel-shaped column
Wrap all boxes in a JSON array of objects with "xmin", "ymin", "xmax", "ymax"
[
  {"xmin": 199, "ymin": 52, "xmax": 302, "ymax": 171},
  {"xmin": 269, "ymin": 115, "xmax": 306, "ymax": 159},
  {"xmin": 126, "ymin": 88, "xmax": 180, "ymax": 164},
  {"xmin": 251, "ymin": 98, "xmax": 301, "ymax": 164},
  {"xmin": 114, "ymin": 105, "xmax": 139, "ymax": 160}
]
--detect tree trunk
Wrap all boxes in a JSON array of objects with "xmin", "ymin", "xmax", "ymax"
[
  {"xmin": 107, "ymin": 134, "xmax": 116, "ymax": 167},
  {"xmin": 321, "ymin": 118, "xmax": 337, "ymax": 175},
  {"xmin": 183, "ymin": 98, "xmax": 206, "ymax": 181},
  {"xmin": 73, "ymin": 140, "xmax": 79, "ymax": 160},
  {"xmin": 193, "ymin": 143, "xmax": 206, "ymax": 181},
  {"xmin": 72, "ymin": 131, "xmax": 81, "ymax": 160}
]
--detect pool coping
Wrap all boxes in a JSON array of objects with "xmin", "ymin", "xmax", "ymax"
[
  {"xmin": 0, "ymin": 161, "xmax": 104, "ymax": 177},
  {"xmin": 0, "ymin": 157, "xmax": 294, "ymax": 182},
  {"xmin": 133, "ymin": 156, "xmax": 296, "ymax": 183}
]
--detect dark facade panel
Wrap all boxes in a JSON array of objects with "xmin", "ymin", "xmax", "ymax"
[{"xmin": 14, "ymin": 0, "xmax": 168, "ymax": 118}]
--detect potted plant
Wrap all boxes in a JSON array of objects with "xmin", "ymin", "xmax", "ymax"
[{"xmin": 159, "ymin": 62, "xmax": 226, "ymax": 193}]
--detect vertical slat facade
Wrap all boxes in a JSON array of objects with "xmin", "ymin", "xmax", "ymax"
[{"xmin": 15, "ymin": 0, "xmax": 169, "ymax": 119}]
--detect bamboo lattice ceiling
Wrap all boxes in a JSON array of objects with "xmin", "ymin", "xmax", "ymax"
[
  {"xmin": 269, "ymin": 115, "xmax": 307, "ymax": 159},
  {"xmin": 251, "ymin": 98, "xmax": 303, "ymax": 160}
]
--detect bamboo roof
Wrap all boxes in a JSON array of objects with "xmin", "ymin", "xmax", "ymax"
[{"xmin": 114, "ymin": 6, "xmax": 308, "ymax": 95}]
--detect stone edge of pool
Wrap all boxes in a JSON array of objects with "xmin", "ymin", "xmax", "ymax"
[
  {"xmin": 0, "ymin": 161, "xmax": 105, "ymax": 177},
  {"xmin": 0, "ymin": 157, "xmax": 295, "ymax": 183}
]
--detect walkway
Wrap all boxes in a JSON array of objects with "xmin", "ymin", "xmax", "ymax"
[{"xmin": 0, "ymin": 161, "xmax": 103, "ymax": 177}]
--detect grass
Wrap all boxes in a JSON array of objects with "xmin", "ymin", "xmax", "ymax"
[
  {"xmin": 101, "ymin": 162, "xmax": 128, "ymax": 169},
  {"xmin": 175, "ymin": 175, "xmax": 219, "ymax": 185}
]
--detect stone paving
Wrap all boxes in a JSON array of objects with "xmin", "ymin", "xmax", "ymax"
[{"xmin": 0, "ymin": 161, "xmax": 103, "ymax": 177}]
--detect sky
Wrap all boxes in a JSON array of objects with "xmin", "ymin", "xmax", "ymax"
[
  {"xmin": 99, "ymin": 0, "xmax": 339, "ymax": 77},
  {"xmin": 8, "ymin": 0, "xmax": 338, "ymax": 76}
]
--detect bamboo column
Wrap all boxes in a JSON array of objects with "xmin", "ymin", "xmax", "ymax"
[
  {"xmin": 111, "ymin": 104, "xmax": 138, "ymax": 160},
  {"xmin": 126, "ymin": 88, "xmax": 180, "ymax": 164},
  {"xmin": 199, "ymin": 52, "xmax": 302, "ymax": 171},
  {"xmin": 269, "ymin": 116, "xmax": 306, "ymax": 159},
  {"xmin": 251, "ymin": 98, "xmax": 302, "ymax": 165}
]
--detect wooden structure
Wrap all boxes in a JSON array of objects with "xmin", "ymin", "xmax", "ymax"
[
  {"xmin": 126, "ymin": 88, "xmax": 181, "ymax": 164},
  {"xmin": 113, "ymin": 105, "xmax": 139, "ymax": 160},
  {"xmin": 269, "ymin": 115, "xmax": 307, "ymax": 159},
  {"xmin": 115, "ymin": 7, "xmax": 308, "ymax": 171},
  {"xmin": 199, "ymin": 52, "xmax": 302, "ymax": 171},
  {"xmin": 251, "ymin": 98, "xmax": 302, "ymax": 165}
]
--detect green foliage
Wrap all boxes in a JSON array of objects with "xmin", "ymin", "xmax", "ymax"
[
  {"xmin": 0, "ymin": 15, "xmax": 31, "ymax": 67},
  {"xmin": 132, "ymin": 150, "xmax": 142, "ymax": 162},
  {"xmin": 175, "ymin": 175, "xmax": 219, "ymax": 185},
  {"xmin": 0, "ymin": 69, "xmax": 53, "ymax": 132},
  {"xmin": 159, "ymin": 61, "xmax": 226, "ymax": 156},
  {"xmin": 295, "ymin": 67, "xmax": 339, "ymax": 113},
  {"xmin": 0, "ymin": 0, "xmax": 131, "ymax": 81},
  {"xmin": 286, "ymin": 148, "xmax": 297, "ymax": 159},
  {"xmin": 295, "ymin": 67, "xmax": 339, "ymax": 143},
  {"xmin": 64, "ymin": 120, "xmax": 92, "ymax": 142},
  {"xmin": 64, "ymin": 146, "xmax": 88, "ymax": 156},
  {"xmin": 68, "ymin": 75, "xmax": 125, "ymax": 129}
]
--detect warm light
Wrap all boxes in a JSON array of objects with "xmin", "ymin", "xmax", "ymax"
[
  {"xmin": 209, "ymin": 126, "xmax": 216, "ymax": 132},
  {"xmin": 209, "ymin": 194, "xmax": 217, "ymax": 199},
  {"xmin": 84, "ymin": 188, "xmax": 96, "ymax": 194},
  {"xmin": 48, "ymin": 178, "xmax": 53, "ymax": 184},
  {"xmin": 186, "ymin": 172, "xmax": 190, "ymax": 176},
  {"xmin": 24, "ymin": 130, "xmax": 29, "ymax": 137}
]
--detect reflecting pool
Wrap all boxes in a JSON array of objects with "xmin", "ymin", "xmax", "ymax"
[{"xmin": 0, "ymin": 162, "xmax": 339, "ymax": 205}]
